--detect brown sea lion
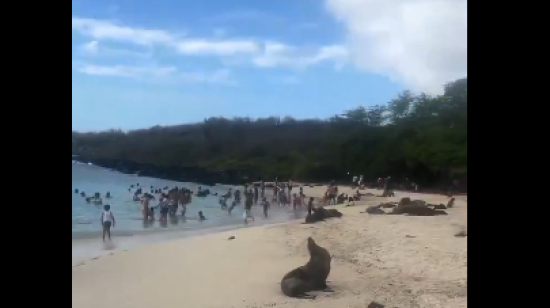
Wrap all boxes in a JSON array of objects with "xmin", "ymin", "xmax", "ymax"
[
  {"xmin": 447, "ymin": 197, "xmax": 456, "ymax": 208},
  {"xmin": 325, "ymin": 208, "xmax": 343, "ymax": 218},
  {"xmin": 280, "ymin": 237, "xmax": 333, "ymax": 299},
  {"xmin": 280, "ymin": 267, "xmax": 316, "ymax": 299},
  {"xmin": 380, "ymin": 202, "xmax": 397, "ymax": 208},
  {"xmin": 365, "ymin": 205, "xmax": 386, "ymax": 214},
  {"xmin": 303, "ymin": 207, "xmax": 341, "ymax": 224},
  {"xmin": 305, "ymin": 237, "xmax": 332, "ymax": 290},
  {"xmin": 398, "ymin": 197, "xmax": 411, "ymax": 206},
  {"xmin": 390, "ymin": 204, "xmax": 447, "ymax": 216},
  {"xmin": 367, "ymin": 301, "xmax": 385, "ymax": 308},
  {"xmin": 410, "ymin": 199, "xmax": 427, "ymax": 207},
  {"xmin": 431, "ymin": 203, "xmax": 447, "ymax": 210}
]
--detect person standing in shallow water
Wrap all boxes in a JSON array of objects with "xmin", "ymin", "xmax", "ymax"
[
  {"xmin": 101, "ymin": 204, "xmax": 115, "ymax": 242},
  {"xmin": 253, "ymin": 185, "xmax": 259, "ymax": 205},
  {"xmin": 307, "ymin": 197, "xmax": 314, "ymax": 216},
  {"xmin": 261, "ymin": 196, "xmax": 270, "ymax": 218},
  {"xmin": 243, "ymin": 190, "xmax": 254, "ymax": 224},
  {"xmin": 141, "ymin": 195, "xmax": 150, "ymax": 220}
]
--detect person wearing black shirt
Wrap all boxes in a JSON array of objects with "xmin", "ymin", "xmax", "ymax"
[
  {"xmin": 307, "ymin": 197, "xmax": 314, "ymax": 216},
  {"xmin": 243, "ymin": 190, "xmax": 255, "ymax": 224}
]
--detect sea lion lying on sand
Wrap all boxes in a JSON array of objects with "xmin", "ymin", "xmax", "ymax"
[
  {"xmin": 364, "ymin": 205, "xmax": 386, "ymax": 215},
  {"xmin": 431, "ymin": 203, "xmax": 447, "ymax": 210},
  {"xmin": 280, "ymin": 237, "xmax": 333, "ymax": 299},
  {"xmin": 304, "ymin": 212, "xmax": 324, "ymax": 224},
  {"xmin": 304, "ymin": 207, "xmax": 343, "ymax": 224},
  {"xmin": 380, "ymin": 202, "xmax": 397, "ymax": 208},
  {"xmin": 389, "ymin": 197, "xmax": 447, "ymax": 216}
]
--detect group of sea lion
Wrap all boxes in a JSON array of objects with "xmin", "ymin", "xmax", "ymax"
[
  {"xmin": 364, "ymin": 197, "xmax": 455, "ymax": 216},
  {"xmin": 304, "ymin": 207, "xmax": 343, "ymax": 224},
  {"xmin": 280, "ymin": 237, "xmax": 333, "ymax": 299}
]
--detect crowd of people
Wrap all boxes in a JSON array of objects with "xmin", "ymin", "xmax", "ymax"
[
  {"xmin": 76, "ymin": 179, "xmax": 342, "ymax": 243},
  {"xmin": 129, "ymin": 184, "xmax": 195, "ymax": 222},
  {"xmin": 217, "ymin": 180, "xmax": 314, "ymax": 224}
]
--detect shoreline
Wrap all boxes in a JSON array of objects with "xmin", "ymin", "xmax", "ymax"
[
  {"xmin": 73, "ymin": 188, "xmax": 467, "ymax": 308},
  {"xmin": 72, "ymin": 216, "xmax": 304, "ymax": 266}
]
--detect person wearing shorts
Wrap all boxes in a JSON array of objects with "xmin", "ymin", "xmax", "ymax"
[
  {"xmin": 159, "ymin": 197, "xmax": 169, "ymax": 222},
  {"xmin": 101, "ymin": 204, "xmax": 115, "ymax": 242}
]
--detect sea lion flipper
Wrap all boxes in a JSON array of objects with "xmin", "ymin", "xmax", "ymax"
[{"xmin": 296, "ymin": 293, "xmax": 316, "ymax": 299}]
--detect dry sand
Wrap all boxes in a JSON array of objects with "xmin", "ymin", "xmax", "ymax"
[{"xmin": 72, "ymin": 186, "xmax": 467, "ymax": 308}]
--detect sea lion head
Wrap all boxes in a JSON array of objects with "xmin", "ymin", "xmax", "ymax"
[{"xmin": 307, "ymin": 237, "xmax": 316, "ymax": 253}]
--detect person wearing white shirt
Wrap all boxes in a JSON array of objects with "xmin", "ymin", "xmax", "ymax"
[{"xmin": 101, "ymin": 204, "xmax": 115, "ymax": 242}]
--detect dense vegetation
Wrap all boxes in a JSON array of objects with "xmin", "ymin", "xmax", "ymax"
[{"xmin": 72, "ymin": 78, "xmax": 467, "ymax": 190}]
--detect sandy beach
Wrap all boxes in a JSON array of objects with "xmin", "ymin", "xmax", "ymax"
[{"xmin": 72, "ymin": 186, "xmax": 467, "ymax": 308}]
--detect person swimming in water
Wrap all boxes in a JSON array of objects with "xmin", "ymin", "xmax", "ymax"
[{"xmin": 198, "ymin": 211, "xmax": 206, "ymax": 221}]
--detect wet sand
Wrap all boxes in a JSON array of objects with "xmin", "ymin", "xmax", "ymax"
[{"xmin": 72, "ymin": 186, "xmax": 467, "ymax": 308}]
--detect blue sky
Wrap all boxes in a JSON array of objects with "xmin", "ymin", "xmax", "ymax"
[{"xmin": 72, "ymin": 0, "xmax": 467, "ymax": 131}]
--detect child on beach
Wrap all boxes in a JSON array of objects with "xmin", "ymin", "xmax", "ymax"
[
  {"xmin": 101, "ymin": 204, "xmax": 115, "ymax": 242},
  {"xmin": 198, "ymin": 211, "xmax": 206, "ymax": 221}
]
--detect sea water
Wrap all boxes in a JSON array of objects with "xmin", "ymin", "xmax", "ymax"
[{"xmin": 72, "ymin": 161, "xmax": 306, "ymax": 263}]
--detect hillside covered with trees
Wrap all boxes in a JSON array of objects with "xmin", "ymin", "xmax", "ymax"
[{"xmin": 72, "ymin": 78, "xmax": 467, "ymax": 191}]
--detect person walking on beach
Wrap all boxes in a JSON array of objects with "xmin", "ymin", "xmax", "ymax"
[
  {"xmin": 260, "ymin": 180, "xmax": 265, "ymax": 199},
  {"xmin": 243, "ymin": 190, "xmax": 254, "ymax": 224},
  {"xmin": 261, "ymin": 196, "xmax": 270, "ymax": 218},
  {"xmin": 234, "ymin": 189, "xmax": 241, "ymax": 204},
  {"xmin": 101, "ymin": 204, "xmax": 115, "ymax": 242}
]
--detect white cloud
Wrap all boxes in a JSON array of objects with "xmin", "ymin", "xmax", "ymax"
[
  {"xmin": 75, "ymin": 63, "xmax": 234, "ymax": 84},
  {"xmin": 181, "ymin": 69, "xmax": 235, "ymax": 84},
  {"xmin": 72, "ymin": 17, "xmax": 176, "ymax": 45},
  {"xmin": 78, "ymin": 64, "xmax": 176, "ymax": 78},
  {"xmin": 78, "ymin": 40, "xmax": 152, "ymax": 58},
  {"xmin": 81, "ymin": 40, "xmax": 99, "ymax": 54},
  {"xmin": 72, "ymin": 16, "xmax": 348, "ymax": 73},
  {"xmin": 204, "ymin": 10, "xmax": 285, "ymax": 24},
  {"xmin": 252, "ymin": 42, "xmax": 348, "ymax": 69},
  {"xmin": 324, "ymin": 0, "xmax": 467, "ymax": 94},
  {"xmin": 175, "ymin": 39, "xmax": 259, "ymax": 56}
]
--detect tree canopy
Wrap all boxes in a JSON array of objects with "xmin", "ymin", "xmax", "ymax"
[{"xmin": 72, "ymin": 78, "xmax": 467, "ymax": 190}]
